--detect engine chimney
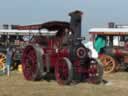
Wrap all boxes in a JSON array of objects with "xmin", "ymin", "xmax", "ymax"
[{"xmin": 69, "ymin": 10, "xmax": 83, "ymax": 40}]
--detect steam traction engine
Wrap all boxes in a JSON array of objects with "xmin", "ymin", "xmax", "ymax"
[{"xmin": 18, "ymin": 11, "xmax": 103, "ymax": 85}]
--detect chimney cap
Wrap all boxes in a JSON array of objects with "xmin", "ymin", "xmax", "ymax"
[{"xmin": 69, "ymin": 10, "xmax": 83, "ymax": 16}]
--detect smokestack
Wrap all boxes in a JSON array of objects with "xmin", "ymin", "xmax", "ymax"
[
  {"xmin": 108, "ymin": 22, "xmax": 115, "ymax": 28},
  {"xmin": 69, "ymin": 10, "xmax": 83, "ymax": 40}
]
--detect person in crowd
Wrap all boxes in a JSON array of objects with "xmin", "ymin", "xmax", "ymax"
[{"xmin": 5, "ymin": 47, "xmax": 13, "ymax": 76}]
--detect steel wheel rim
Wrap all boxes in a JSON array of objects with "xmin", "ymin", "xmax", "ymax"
[
  {"xmin": 22, "ymin": 46, "xmax": 37, "ymax": 80},
  {"xmin": 55, "ymin": 59, "xmax": 69, "ymax": 84},
  {"xmin": 100, "ymin": 55, "xmax": 116, "ymax": 73}
]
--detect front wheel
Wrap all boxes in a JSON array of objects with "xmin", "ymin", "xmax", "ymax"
[
  {"xmin": 55, "ymin": 57, "xmax": 73, "ymax": 85},
  {"xmin": 88, "ymin": 58, "xmax": 103, "ymax": 84}
]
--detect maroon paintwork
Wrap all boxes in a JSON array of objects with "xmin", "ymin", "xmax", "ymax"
[{"xmin": 20, "ymin": 10, "xmax": 103, "ymax": 85}]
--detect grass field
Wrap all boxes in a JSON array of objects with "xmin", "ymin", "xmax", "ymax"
[{"xmin": 0, "ymin": 71, "xmax": 128, "ymax": 96}]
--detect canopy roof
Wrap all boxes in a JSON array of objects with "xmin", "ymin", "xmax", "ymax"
[
  {"xmin": 16, "ymin": 21, "xmax": 70, "ymax": 31},
  {"xmin": 0, "ymin": 29, "xmax": 57, "ymax": 36},
  {"xmin": 89, "ymin": 28, "xmax": 128, "ymax": 35}
]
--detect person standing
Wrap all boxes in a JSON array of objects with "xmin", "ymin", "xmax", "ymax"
[{"xmin": 6, "ymin": 47, "xmax": 13, "ymax": 76}]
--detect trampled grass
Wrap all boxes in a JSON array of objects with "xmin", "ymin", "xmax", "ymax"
[{"xmin": 0, "ymin": 71, "xmax": 127, "ymax": 96}]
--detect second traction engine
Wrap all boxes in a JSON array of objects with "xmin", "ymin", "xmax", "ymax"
[{"xmin": 20, "ymin": 10, "xmax": 103, "ymax": 85}]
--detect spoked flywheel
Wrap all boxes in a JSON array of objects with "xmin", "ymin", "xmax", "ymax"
[
  {"xmin": 55, "ymin": 57, "xmax": 73, "ymax": 85},
  {"xmin": 99, "ymin": 54, "xmax": 116, "ymax": 73},
  {"xmin": 0, "ymin": 53, "xmax": 6, "ymax": 71},
  {"xmin": 87, "ymin": 58, "xmax": 103, "ymax": 84},
  {"xmin": 22, "ymin": 45, "xmax": 44, "ymax": 81}
]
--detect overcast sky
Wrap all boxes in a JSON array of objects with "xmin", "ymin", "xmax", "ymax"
[{"xmin": 0, "ymin": 0, "xmax": 127, "ymax": 36}]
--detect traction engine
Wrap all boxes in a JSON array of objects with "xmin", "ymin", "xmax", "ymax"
[{"xmin": 18, "ymin": 11, "xmax": 103, "ymax": 85}]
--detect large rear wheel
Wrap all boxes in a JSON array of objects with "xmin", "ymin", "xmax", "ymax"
[
  {"xmin": 22, "ymin": 45, "xmax": 44, "ymax": 81},
  {"xmin": 55, "ymin": 57, "xmax": 73, "ymax": 85}
]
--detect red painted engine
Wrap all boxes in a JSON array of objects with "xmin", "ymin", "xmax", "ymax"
[{"xmin": 18, "ymin": 10, "xmax": 103, "ymax": 85}]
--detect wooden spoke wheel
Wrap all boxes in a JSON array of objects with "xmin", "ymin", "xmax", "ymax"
[
  {"xmin": 55, "ymin": 57, "xmax": 73, "ymax": 85},
  {"xmin": 99, "ymin": 54, "xmax": 116, "ymax": 73},
  {"xmin": 22, "ymin": 45, "xmax": 44, "ymax": 81},
  {"xmin": 87, "ymin": 59, "xmax": 103, "ymax": 84},
  {"xmin": 0, "ymin": 53, "xmax": 6, "ymax": 71}
]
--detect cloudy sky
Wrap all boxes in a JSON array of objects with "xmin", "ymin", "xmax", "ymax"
[{"xmin": 0, "ymin": 0, "xmax": 127, "ymax": 36}]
